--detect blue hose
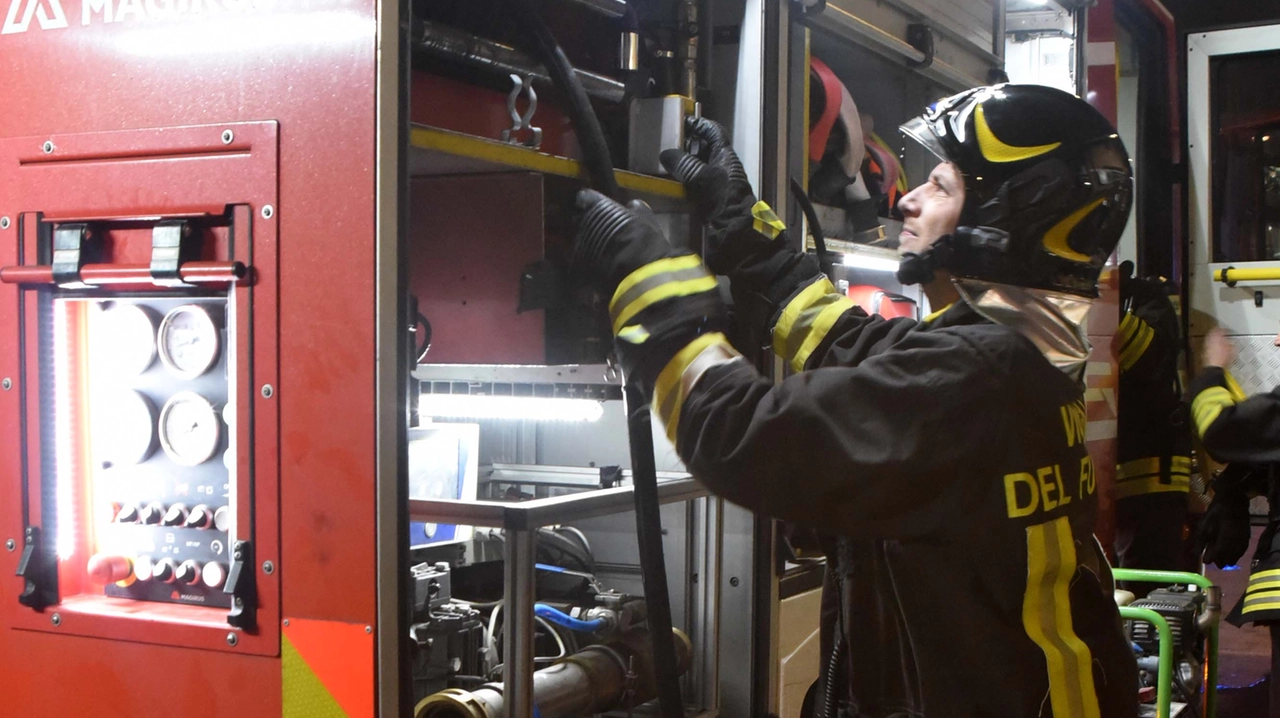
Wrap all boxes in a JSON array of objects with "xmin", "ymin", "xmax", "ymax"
[{"xmin": 534, "ymin": 603, "xmax": 606, "ymax": 632}]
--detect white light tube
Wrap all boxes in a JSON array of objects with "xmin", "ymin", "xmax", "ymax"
[
  {"xmin": 839, "ymin": 253, "xmax": 901, "ymax": 273},
  {"xmin": 420, "ymin": 395, "xmax": 605, "ymax": 422},
  {"xmin": 52, "ymin": 301, "xmax": 77, "ymax": 560}
]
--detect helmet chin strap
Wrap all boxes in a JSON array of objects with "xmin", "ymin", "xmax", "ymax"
[{"xmin": 896, "ymin": 232, "xmax": 956, "ymax": 286}]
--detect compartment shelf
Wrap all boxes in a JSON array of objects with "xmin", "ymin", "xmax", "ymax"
[{"xmin": 409, "ymin": 124, "xmax": 687, "ymax": 210}]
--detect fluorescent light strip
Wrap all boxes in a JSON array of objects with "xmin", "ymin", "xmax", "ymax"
[
  {"xmin": 53, "ymin": 301, "xmax": 77, "ymax": 560},
  {"xmin": 420, "ymin": 394, "xmax": 606, "ymax": 422},
  {"xmin": 839, "ymin": 253, "xmax": 901, "ymax": 272}
]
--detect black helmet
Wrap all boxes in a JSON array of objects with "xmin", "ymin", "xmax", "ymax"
[{"xmin": 899, "ymin": 84, "xmax": 1132, "ymax": 297}]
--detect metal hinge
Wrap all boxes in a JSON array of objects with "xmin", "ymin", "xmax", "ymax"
[
  {"xmin": 224, "ymin": 540, "xmax": 258, "ymax": 631},
  {"xmin": 15, "ymin": 526, "xmax": 58, "ymax": 611}
]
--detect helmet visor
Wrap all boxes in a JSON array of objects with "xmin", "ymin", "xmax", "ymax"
[{"xmin": 899, "ymin": 115, "xmax": 951, "ymax": 164}]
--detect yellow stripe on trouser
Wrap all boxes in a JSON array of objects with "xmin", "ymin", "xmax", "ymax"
[
  {"xmin": 1192, "ymin": 386, "xmax": 1237, "ymax": 437},
  {"xmin": 609, "ymin": 256, "xmax": 717, "ymax": 336},
  {"xmin": 771, "ymin": 277, "xmax": 856, "ymax": 372},
  {"xmin": 652, "ymin": 332, "xmax": 739, "ymax": 445},
  {"xmin": 1117, "ymin": 456, "xmax": 1192, "ymax": 479},
  {"xmin": 1023, "ymin": 517, "xmax": 1101, "ymax": 718},
  {"xmin": 1243, "ymin": 569, "xmax": 1280, "ymax": 615},
  {"xmin": 1114, "ymin": 474, "xmax": 1191, "ymax": 499}
]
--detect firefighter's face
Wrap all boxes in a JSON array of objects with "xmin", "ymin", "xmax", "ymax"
[{"xmin": 897, "ymin": 162, "xmax": 965, "ymax": 256}]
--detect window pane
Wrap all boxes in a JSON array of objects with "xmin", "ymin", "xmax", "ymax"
[{"xmin": 1211, "ymin": 50, "xmax": 1280, "ymax": 262}]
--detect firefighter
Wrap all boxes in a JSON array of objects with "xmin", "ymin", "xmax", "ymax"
[
  {"xmin": 1191, "ymin": 326, "xmax": 1280, "ymax": 715},
  {"xmin": 570, "ymin": 84, "xmax": 1138, "ymax": 716},
  {"xmin": 1112, "ymin": 263, "xmax": 1193, "ymax": 590}
]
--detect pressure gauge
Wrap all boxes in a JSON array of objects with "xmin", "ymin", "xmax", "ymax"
[
  {"xmin": 158, "ymin": 392, "xmax": 222, "ymax": 466},
  {"xmin": 157, "ymin": 305, "xmax": 220, "ymax": 379},
  {"xmin": 100, "ymin": 303, "xmax": 157, "ymax": 376},
  {"xmin": 94, "ymin": 390, "xmax": 157, "ymax": 468}
]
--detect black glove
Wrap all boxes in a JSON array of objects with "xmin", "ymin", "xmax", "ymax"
[
  {"xmin": 569, "ymin": 189, "xmax": 727, "ymax": 388},
  {"xmin": 660, "ymin": 117, "xmax": 820, "ymax": 323},
  {"xmin": 1195, "ymin": 464, "xmax": 1255, "ymax": 568}
]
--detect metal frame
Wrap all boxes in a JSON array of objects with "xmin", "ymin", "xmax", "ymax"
[
  {"xmin": 409, "ymin": 478, "xmax": 715, "ymax": 718},
  {"xmin": 1187, "ymin": 25, "xmax": 1280, "ymax": 337},
  {"xmin": 798, "ymin": 0, "xmax": 997, "ymax": 91}
]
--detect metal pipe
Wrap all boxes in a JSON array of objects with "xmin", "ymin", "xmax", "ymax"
[
  {"xmin": 413, "ymin": 19, "xmax": 627, "ymax": 105},
  {"xmin": 619, "ymin": 31, "xmax": 641, "ymax": 72},
  {"xmin": 678, "ymin": 0, "xmax": 699, "ymax": 98},
  {"xmin": 502, "ymin": 529, "xmax": 537, "ymax": 718},
  {"xmin": 0, "ymin": 261, "xmax": 247, "ymax": 286},
  {"xmin": 416, "ymin": 629, "xmax": 694, "ymax": 718}
]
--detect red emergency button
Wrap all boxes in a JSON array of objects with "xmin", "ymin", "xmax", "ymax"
[{"xmin": 87, "ymin": 554, "xmax": 133, "ymax": 585}]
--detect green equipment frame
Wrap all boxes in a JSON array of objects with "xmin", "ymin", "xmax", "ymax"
[{"xmin": 1112, "ymin": 569, "xmax": 1223, "ymax": 718}]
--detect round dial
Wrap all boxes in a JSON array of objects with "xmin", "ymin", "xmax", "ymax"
[
  {"xmin": 161, "ymin": 503, "xmax": 189, "ymax": 527},
  {"xmin": 159, "ymin": 392, "xmax": 222, "ymax": 466},
  {"xmin": 176, "ymin": 560, "xmax": 201, "ymax": 586},
  {"xmin": 157, "ymin": 305, "xmax": 220, "ymax": 379},
  {"xmin": 202, "ymin": 562, "xmax": 226, "ymax": 589},
  {"xmin": 186, "ymin": 504, "xmax": 214, "ymax": 530},
  {"xmin": 100, "ymin": 303, "xmax": 157, "ymax": 376},
  {"xmin": 152, "ymin": 558, "xmax": 177, "ymax": 584},
  {"xmin": 94, "ymin": 390, "xmax": 156, "ymax": 468}
]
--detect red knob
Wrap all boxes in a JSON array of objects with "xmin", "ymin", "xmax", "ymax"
[{"xmin": 87, "ymin": 554, "xmax": 133, "ymax": 585}]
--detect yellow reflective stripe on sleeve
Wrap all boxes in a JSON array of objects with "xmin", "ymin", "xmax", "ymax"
[
  {"xmin": 609, "ymin": 255, "xmax": 717, "ymax": 336},
  {"xmin": 1118, "ymin": 318, "xmax": 1155, "ymax": 371},
  {"xmin": 1250, "ymin": 569, "xmax": 1280, "ymax": 583},
  {"xmin": 652, "ymin": 332, "xmax": 739, "ymax": 446},
  {"xmin": 771, "ymin": 277, "xmax": 856, "ymax": 372},
  {"xmin": 751, "ymin": 201, "xmax": 787, "ymax": 239},
  {"xmin": 611, "ymin": 255, "xmax": 704, "ymax": 311},
  {"xmin": 1023, "ymin": 516, "xmax": 1101, "ymax": 718},
  {"xmin": 1192, "ymin": 386, "xmax": 1237, "ymax": 437},
  {"xmin": 1225, "ymin": 370, "xmax": 1248, "ymax": 402},
  {"xmin": 1117, "ymin": 313, "xmax": 1139, "ymax": 343},
  {"xmin": 1243, "ymin": 595, "xmax": 1280, "ymax": 615},
  {"xmin": 1114, "ymin": 474, "xmax": 1191, "ymax": 500}
]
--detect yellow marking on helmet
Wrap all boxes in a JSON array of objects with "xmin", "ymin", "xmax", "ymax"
[
  {"xmin": 975, "ymin": 103, "xmax": 1062, "ymax": 163},
  {"xmin": 1042, "ymin": 198, "xmax": 1105, "ymax": 263}
]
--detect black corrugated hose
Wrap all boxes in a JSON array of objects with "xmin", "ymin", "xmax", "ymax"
[
  {"xmin": 790, "ymin": 178, "xmax": 835, "ymax": 280},
  {"xmin": 501, "ymin": 2, "xmax": 685, "ymax": 716}
]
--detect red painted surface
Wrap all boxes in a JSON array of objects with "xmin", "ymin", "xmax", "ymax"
[
  {"xmin": 285, "ymin": 618, "xmax": 375, "ymax": 718},
  {"xmin": 0, "ymin": 3, "xmax": 380, "ymax": 714},
  {"xmin": 408, "ymin": 173, "xmax": 546, "ymax": 364},
  {"xmin": 411, "ymin": 72, "xmax": 581, "ymax": 160}
]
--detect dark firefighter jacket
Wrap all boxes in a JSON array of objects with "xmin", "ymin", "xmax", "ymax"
[
  {"xmin": 634, "ymin": 266, "xmax": 1139, "ymax": 717},
  {"xmin": 1114, "ymin": 276, "xmax": 1191, "ymax": 500},
  {"xmin": 1190, "ymin": 366, "xmax": 1280, "ymax": 624}
]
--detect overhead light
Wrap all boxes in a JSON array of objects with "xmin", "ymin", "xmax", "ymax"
[
  {"xmin": 839, "ymin": 253, "xmax": 901, "ymax": 273},
  {"xmin": 1264, "ymin": 135, "xmax": 1272, "ymax": 142},
  {"xmin": 420, "ymin": 395, "xmax": 606, "ymax": 422}
]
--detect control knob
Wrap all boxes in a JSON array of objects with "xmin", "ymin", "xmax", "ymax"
[
  {"xmin": 152, "ymin": 558, "xmax": 177, "ymax": 583},
  {"xmin": 185, "ymin": 504, "xmax": 214, "ymax": 530},
  {"xmin": 161, "ymin": 503, "xmax": 189, "ymax": 527},
  {"xmin": 176, "ymin": 560, "xmax": 202, "ymax": 586},
  {"xmin": 140, "ymin": 502, "xmax": 165, "ymax": 525}
]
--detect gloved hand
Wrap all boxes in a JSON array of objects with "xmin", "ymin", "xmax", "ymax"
[
  {"xmin": 569, "ymin": 189, "xmax": 726, "ymax": 388},
  {"xmin": 1195, "ymin": 465, "xmax": 1255, "ymax": 568},
  {"xmin": 660, "ymin": 117, "xmax": 820, "ymax": 323}
]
